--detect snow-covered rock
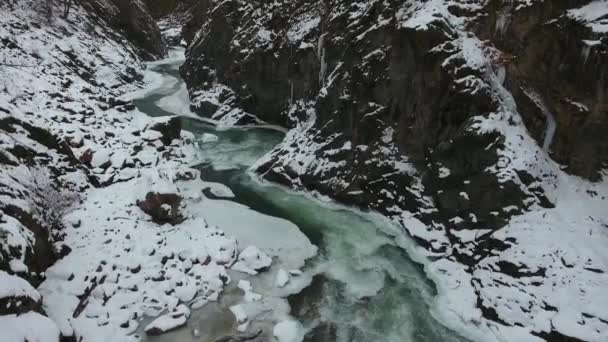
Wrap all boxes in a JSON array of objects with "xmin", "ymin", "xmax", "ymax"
[
  {"xmin": 273, "ymin": 320, "xmax": 301, "ymax": 342},
  {"xmin": 275, "ymin": 269, "xmax": 290, "ymax": 288},
  {"xmin": 232, "ymin": 246, "xmax": 273, "ymax": 275},
  {"xmin": 144, "ymin": 304, "xmax": 191, "ymax": 336}
]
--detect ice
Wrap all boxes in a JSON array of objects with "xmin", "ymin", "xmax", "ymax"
[
  {"xmin": 273, "ymin": 320, "xmax": 301, "ymax": 342},
  {"xmin": 230, "ymin": 304, "xmax": 248, "ymax": 323},
  {"xmin": 201, "ymin": 133, "xmax": 219, "ymax": 143},
  {"xmin": 144, "ymin": 305, "xmax": 191, "ymax": 335},
  {"xmin": 275, "ymin": 269, "xmax": 290, "ymax": 288},
  {"xmin": 232, "ymin": 246, "xmax": 273, "ymax": 275},
  {"xmin": 238, "ymin": 280, "xmax": 262, "ymax": 302}
]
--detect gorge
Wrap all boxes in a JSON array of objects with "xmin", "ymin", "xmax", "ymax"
[{"xmin": 1, "ymin": 1, "xmax": 607, "ymax": 342}]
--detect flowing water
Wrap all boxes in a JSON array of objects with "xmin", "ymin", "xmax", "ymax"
[{"xmin": 133, "ymin": 49, "xmax": 470, "ymax": 342}]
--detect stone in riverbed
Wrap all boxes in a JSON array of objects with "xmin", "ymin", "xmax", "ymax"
[
  {"xmin": 137, "ymin": 192, "xmax": 184, "ymax": 225},
  {"xmin": 144, "ymin": 304, "xmax": 191, "ymax": 336},
  {"xmin": 148, "ymin": 116, "xmax": 181, "ymax": 145}
]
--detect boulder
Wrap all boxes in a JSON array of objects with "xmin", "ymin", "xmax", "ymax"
[
  {"xmin": 137, "ymin": 192, "xmax": 183, "ymax": 225},
  {"xmin": 148, "ymin": 116, "xmax": 181, "ymax": 145}
]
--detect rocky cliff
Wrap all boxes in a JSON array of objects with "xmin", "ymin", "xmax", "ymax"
[
  {"xmin": 0, "ymin": 0, "xmax": 166, "ymax": 339},
  {"xmin": 180, "ymin": 1, "xmax": 608, "ymax": 341}
]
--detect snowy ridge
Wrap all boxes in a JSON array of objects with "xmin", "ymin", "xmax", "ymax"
[{"xmin": 568, "ymin": 0, "xmax": 608, "ymax": 34}]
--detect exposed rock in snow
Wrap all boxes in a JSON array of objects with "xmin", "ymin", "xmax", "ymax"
[
  {"xmin": 0, "ymin": 271, "xmax": 42, "ymax": 315},
  {"xmin": 137, "ymin": 192, "xmax": 184, "ymax": 224},
  {"xmin": 148, "ymin": 115, "xmax": 182, "ymax": 145}
]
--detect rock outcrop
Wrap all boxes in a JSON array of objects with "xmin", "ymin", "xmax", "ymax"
[
  {"xmin": 138, "ymin": 192, "xmax": 184, "ymax": 224},
  {"xmin": 82, "ymin": 0, "xmax": 167, "ymax": 59}
]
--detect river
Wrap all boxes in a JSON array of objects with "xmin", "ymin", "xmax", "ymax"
[{"xmin": 132, "ymin": 49, "xmax": 470, "ymax": 342}]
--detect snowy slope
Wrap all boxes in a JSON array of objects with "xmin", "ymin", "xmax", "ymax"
[{"xmin": 0, "ymin": 1, "xmax": 316, "ymax": 341}]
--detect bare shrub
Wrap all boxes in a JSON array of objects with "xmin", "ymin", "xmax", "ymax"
[{"xmin": 28, "ymin": 166, "xmax": 80, "ymax": 230}]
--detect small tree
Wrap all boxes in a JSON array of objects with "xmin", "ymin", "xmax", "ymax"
[
  {"xmin": 62, "ymin": 0, "xmax": 73, "ymax": 19},
  {"xmin": 45, "ymin": 0, "xmax": 75, "ymax": 21},
  {"xmin": 28, "ymin": 166, "xmax": 80, "ymax": 230},
  {"xmin": 46, "ymin": 0, "xmax": 53, "ymax": 22}
]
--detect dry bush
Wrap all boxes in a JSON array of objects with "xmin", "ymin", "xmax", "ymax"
[{"xmin": 28, "ymin": 166, "xmax": 80, "ymax": 230}]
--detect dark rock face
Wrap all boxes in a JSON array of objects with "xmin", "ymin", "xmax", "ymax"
[
  {"xmin": 137, "ymin": 192, "xmax": 183, "ymax": 225},
  {"xmin": 477, "ymin": 0, "xmax": 608, "ymax": 180},
  {"xmin": 0, "ymin": 294, "xmax": 42, "ymax": 316},
  {"xmin": 148, "ymin": 116, "xmax": 182, "ymax": 145},
  {"xmin": 144, "ymin": 0, "xmax": 197, "ymax": 18},
  {"xmin": 180, "ymin": 0, "xmax": 536, "ymax": 241},
  {"xmin": 143, "ymin": 0, "xmax": 180, "ymax": 18},
  {"xmin": 180, "ymin": 0, "xmax": 608, "ymax": 340},
  {"xmin": 83, "ymin": 0, "xmax": 167, "ymax": 60},
  {"xmin": 181, "ymin": 0, "xmax": 607, "ymax": 179}
]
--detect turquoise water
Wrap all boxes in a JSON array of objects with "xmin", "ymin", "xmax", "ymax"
[{"xmin": 135, "ymin": 51, "xmax": 469, "ymax": 342}]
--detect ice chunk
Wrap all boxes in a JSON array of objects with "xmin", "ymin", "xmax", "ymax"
[
  {"xmin": 144, "ymin": 304, "xmax": 191, "ymax": 335},
  {"xmin": 273, "ymin": 320, "xmax": 300, "ymax": 342},
  {"xmin": 230, "ymin": 304, "xmax": 247, "ymax": 323},
  {"xmin": 232, "ymin": 246, "xmax": 272, "ymax": 275},
  {"xmin": 275, "ymin": 269, "xmax": 290, "ymax": 288}
]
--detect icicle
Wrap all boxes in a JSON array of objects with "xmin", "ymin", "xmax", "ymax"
[
  {"xmin": 318, "ymin": 33, "xmax": 327, "ymax": 87},
  {"xmin": 582, "ymin": 45, "xmax": 591, "ymax": 65},
  {"xmin": 319, "ymin": 48, "xmax": 327, "ymax": 87},
  {"xmin": 495, "ymin": 12, "xmax": 510, "ymax": 36},
  {"xmin": 496, "ymin": 65, "xmax": 506, "ymax": 85},
  {"xmin": 317, "ymin": 33, "xmax": 326, "ymax": 61},
  {"xmin": 523, "ymin": 89, "xmax": 557, "ymax": 152}
]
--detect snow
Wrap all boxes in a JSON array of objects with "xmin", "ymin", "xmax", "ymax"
[
  {"xmin": 275, "ymin": 269, "xmax": 290, "ymax": 288},
  {"xmin": 232, "ymin": 246, "xmax": 273, "ymax": 275},
  {"xmin": 568, "ymin": 0, "xmax": 608, "ymax": 34},
  {"xmin": 230, "ymin": 304, "xmax": 248, "ymax": 323},
  {"xmin": 144, "ymin": 304, "xmax": 191, "ymax": 335},
  {"xmin": 8, "ymin": 259, "xmax": 28, "ymax": 273},
  {"xmin": 238, "ymin": 280, "xmax": 262, "ymax": 302},
  {"xmin": 0, "ymin": 312, "xmax": 60, "ymax": 342},
  {"xmin": 287, "ymin": 15, "xmax": 320, "ymax": 43},
  {"xmin": 203, "ymin": 181, "xmax": 236, "ymax": 198},
  {"xmin": 0, "ymin": 271, "xmax": 41, "ymax": 302},
  {"xmin": 273, "ymin": 320, "xmax": 301, "ymax": 342}
]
